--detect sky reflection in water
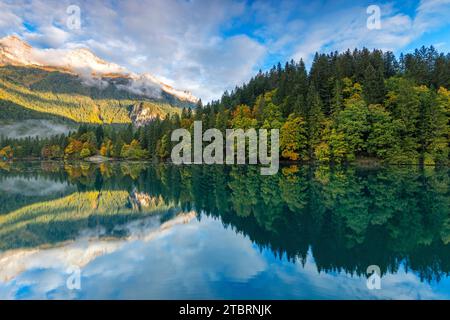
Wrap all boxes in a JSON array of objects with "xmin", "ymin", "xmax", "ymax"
[{"xmin": 0, "ymin": 162, "xmax": 449, "ymax": 299}]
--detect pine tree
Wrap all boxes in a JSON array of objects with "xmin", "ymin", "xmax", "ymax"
[
  {"xmin": 363, "ymin": 64, "xmax": 386, "ymax": 105},
  {"xmin": 292, "ymin": 59, "xmax": 308, "ymax": 115},
  {"xmin": 331, "ymin": 79, "xmax": 343, "ymax": 115},
  {"xmin": 304, "ymin": 84, "xmax": 324, "ymax": 159}
]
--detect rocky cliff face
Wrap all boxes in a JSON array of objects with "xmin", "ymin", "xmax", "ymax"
[
  {"xmin": 129, "ymin": 102, "xmax": 162, "ymax": 127},
  {"xmin": 0, "ymin": 35, "xmax": 35, "ymax": 66},
  {"xmin": 128, "ymin": 190, "xmax": 165, "ymax": 211}
]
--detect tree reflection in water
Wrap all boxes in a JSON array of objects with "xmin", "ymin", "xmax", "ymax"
[{"xmin": 0, "ymin": 162, "xmax": 449, "ymax": 283}]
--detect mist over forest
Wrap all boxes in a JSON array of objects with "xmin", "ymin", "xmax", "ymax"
[{"xmin": 0, "ymin": 119, "xmax": 76, "ymax": 139}]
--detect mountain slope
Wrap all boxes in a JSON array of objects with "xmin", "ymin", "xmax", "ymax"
[
  {"xmin": 0, "ymin": 36, "xmax": 196, "ymax": 127},
  {"xmin": 0, "ymin": 65, "xmax": 182, "ymax": 125},
  {"xmin": 0, "ymin": 35, "xmax": 198, "ymax": 103},
  {"xmin": 0, "ymin": 189, "xmax": 175, "ymax": 251}
]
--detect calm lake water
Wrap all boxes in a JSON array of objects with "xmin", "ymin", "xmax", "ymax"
[{"xmin": 0, "ymin": 161, "xmax": 449, "ymax": 299}]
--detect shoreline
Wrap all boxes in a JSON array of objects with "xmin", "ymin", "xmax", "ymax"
[{"xmin": 2, "ymin": 158, "xmax": 449, "ymax": 168}]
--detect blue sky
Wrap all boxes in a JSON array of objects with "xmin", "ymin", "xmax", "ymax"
[{"xmin": 0, "ymin": 0, "xmax": 449, "ymax": 101}]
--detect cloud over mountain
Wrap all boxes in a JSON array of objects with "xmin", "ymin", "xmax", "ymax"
[
  {"xmin": 0, "ymin": 35, "xmax": 197, "ymax": 102},
  {"xmin": 0, "ymin": 0, "xmax": 449, "ymax": 102}
]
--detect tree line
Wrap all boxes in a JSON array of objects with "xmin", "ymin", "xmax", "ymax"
[{"xmin": 1, "ymin": 46, "xmax": 450, "ymax": 165}]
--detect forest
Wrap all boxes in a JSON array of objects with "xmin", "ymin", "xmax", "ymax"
[
  {"xmin": 0, "ymin": 65, "xmax": 183, "ymax": 124},
  {"xmin": 1, "ymin": 46, "xmax": 450, "ymax": 165}
]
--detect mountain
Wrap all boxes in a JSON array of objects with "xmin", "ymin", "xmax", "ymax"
[
  {"xmin": 0, "ymin": 35, "xmax": 125, "ymax": 73},
  {"xmin": 0, "ymin": 35, "xmax": 198, "ymax": 132},
  {"xmin": 0, "ymin": 35, "xmax": 198, "ymax": 103}
]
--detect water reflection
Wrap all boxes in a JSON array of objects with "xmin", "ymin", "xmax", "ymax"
[{"xmin": 0, "ymin": 162, "xmax": 449, "ymax": 299}]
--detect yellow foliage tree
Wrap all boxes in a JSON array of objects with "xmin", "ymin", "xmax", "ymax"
[
  {"xmin": 280, "ymin": 114, "xmax": 307, "ymax": 160},
  {"xmin": 0, "ymin": 146, "xmax": 13, "ymax": 160}
]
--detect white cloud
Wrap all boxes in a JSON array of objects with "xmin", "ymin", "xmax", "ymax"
[
  {"xmin": 0, "ymin": 176, "xmax": 73, "ymax": 196},
  {"xmin": 1, "ymin": 0, "xmax": 449, "ymax": 102},
  {"xmin": 1, "ymin": 213, "xmax": 449, "ymax": 299},
  {"xmin": 0, "ymin": 212, "xmax": 268, "ymax": 299},
  {"xmin": 170, "ymin": 35, "xmax": 266, "ymax": 101},
  {"xmin": 23, "ymin": 25, "xmax": 70, "ymax": 48},
  {"xmin": 291, "ymin": 5, "xmax": 409, "ymax": 63},
  {"xmin": 414, "ymin": 0, "xmax": 450, "ymax": 32},
  {"xmin": 0, "ymin": 0, "xmax": 266, "ymax": 102},
  {"xmin": 0, "ymin": 2, "xmax": 22, "ymax": 32},
  {"xmin": 291, "ymin": 0, "xmax": 450, "ymax": 63},
  {"xmin": 116, "ymin": 73, "xmax": 162, "ymax": 99}
]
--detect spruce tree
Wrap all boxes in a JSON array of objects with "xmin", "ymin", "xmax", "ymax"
[
  {"xmin": 305, "ymin": 83, "xmax": 324, "ymax": 159},
  {"xmin": 362, "ymin": 64, "xmax": 386, "ymax": 105}
]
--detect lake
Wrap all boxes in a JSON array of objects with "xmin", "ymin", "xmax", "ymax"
[{"xmin": 0, "ymin": 161, "xmax": 449, "ymax": 299}]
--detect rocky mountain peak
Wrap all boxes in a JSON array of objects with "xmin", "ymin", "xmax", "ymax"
[{"xmin": 0, "ymin": 35, "xmax": 198, "ymax": 104}]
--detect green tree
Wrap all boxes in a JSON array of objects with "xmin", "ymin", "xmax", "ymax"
[
  {"xmin": 156, "ymin": 135, "xmax": 170, "ymax": 160},
  {"xmin": 121, "ymin": 139, "xmax": 150, "ymax": 159},
  {"xmin": 80, "ymin": 147, "xmax": 91, "ymax": 158},
  {"xmin": 385, "ymin": 78, "xmax": 421, "ymax": 163},
  {"xmin": 304, "ymin": 84, "xmax": 324, "ymax": 159},
  {"xmin": 231, "ymin": 105, "xmax": 257, "ymax": 129},
  {"xmin": 416, "ymin": 85, "xmax": 448, "ymax": 164},
  {"xmin": 366, "ymin": 105, "xmax": 397, "ymax": 158},
  {"xmin": 335, "ymin": 98, "xmax": 369, "ymax": 160},
  {"xmin": 280, "ymin": 114, "xmax": 307, "ymax": 160},
  {"xmin": 363, "ymin": 64, "xmax": 386, "ymax": 105},
  {"xmin": 315, "ymin": 120, "xmax": 350, "ymax": 163}
]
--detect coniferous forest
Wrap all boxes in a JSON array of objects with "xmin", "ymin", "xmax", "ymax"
[{"xmin": 1, "ymin": 46, "xmax": 450, "ymax": 165}]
